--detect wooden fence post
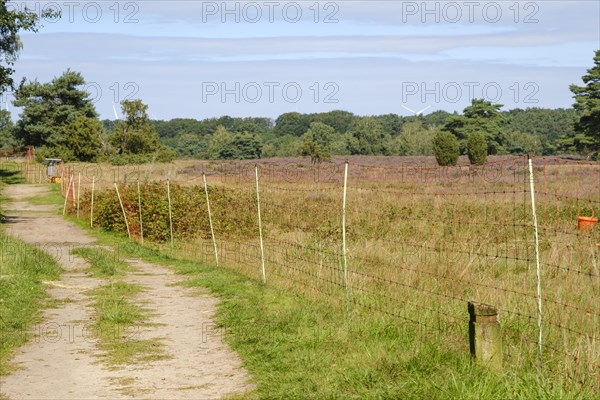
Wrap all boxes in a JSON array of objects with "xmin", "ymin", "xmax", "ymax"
[{"xmin": 468, "ymin": 301, "xmax": 502, "ymax": 371}]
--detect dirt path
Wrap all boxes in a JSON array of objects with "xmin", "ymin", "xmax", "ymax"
[{"xmin": 0, "ymin": 184, "xmax": 253, "ymax": 399}]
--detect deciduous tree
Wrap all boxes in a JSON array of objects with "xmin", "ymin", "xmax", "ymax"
[
  {"xmin": 111, "ymin": 99, "xmax": 159, "ymax": 155},
  {"xmin": 273, "ymin": 112, "xmax": 310, "ymax": 137},
  {"xmin": 347, "ymin": 117, "xmax": 389, "ymax": 155},
  {"xmin": 1, "ymin": 2, "xmax": 57, "ymax": 92}
]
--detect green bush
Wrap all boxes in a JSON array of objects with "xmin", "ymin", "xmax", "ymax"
[
  {"xmin": 104, "ymin": 146, "xmax": 176, "ymax": 165},
  {"xmin": 155, "ymin": 146, "xmax": 177, "ymax": 162},
  {"xmin": 34, "ymin": 145, "xmax": 76, "ymax": 163},
  {"xmin": 466, "ymin": 132, "xmax": 488, "ymax": 165},
  {"xmin": 104, "ymin": 153, "xmax": 153, "ymax": 166},
  {"xmin": 433, "ymin": 131, "xmax": 460, "ymax": 166},
  {"xmin": 76, "ymin": 182, "xmax": 258, "ymax": 242}
]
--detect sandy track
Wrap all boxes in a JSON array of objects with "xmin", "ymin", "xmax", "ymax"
[{"xmin": 0, "ymin": 184, "xmax": 252, "ymax": 399}]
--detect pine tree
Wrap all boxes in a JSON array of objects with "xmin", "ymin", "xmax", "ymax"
[{"xmin": 560, "ymin": 50, "xmax": 600, "ymax": 157}]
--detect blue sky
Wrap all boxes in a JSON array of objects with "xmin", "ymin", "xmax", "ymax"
[{"xmin": 4, "ymin": 0, "xmax": 600, "ymax": 120}]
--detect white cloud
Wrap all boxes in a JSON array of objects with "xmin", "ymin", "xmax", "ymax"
[{"xmin": 8, "ymin": 0, "xmax": 599, "ymax": 119}]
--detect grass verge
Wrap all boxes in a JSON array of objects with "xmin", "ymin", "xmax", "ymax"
[
  {"xmin": 0, "ymin": 163, "xmax": 25, "ymax": 186},
  {"xmin": 85, "ymin": 281, "xmax": 169, "ymax": 367},
  {"xmin": 0, "ymin": 231, "xmax": 63, "ymax": 375},
  {"xmin": 71, "ymin": 247, "xmax": 130, "ymax": 277},
  {"xmin": 71, "ymin": 228, "xmax": 594, "ymax": 400},
  {"xmin": 0, "ymin": 164, "xmax": 62, "ymax": 375},
  {"xmin": 72, "ymin": 229, "xmax": 168, "ymax": 366},
  {"xmin": 0, "ymin": 163, "xmax": 25, "ymax": 222},
  {"xmin": 23, "ymin": 184, "xmax": 64, "ymax": 210}
]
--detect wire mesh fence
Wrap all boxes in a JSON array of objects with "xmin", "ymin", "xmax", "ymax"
[{"xmin": 40, "ymin": 155, "xmax": 600, "ymax": 388}]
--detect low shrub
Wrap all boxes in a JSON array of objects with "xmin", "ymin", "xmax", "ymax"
[
  {"xmin": 76, "ymin": 182, "xmax": 258, "ymax": 242},
  {"xmin": 433, "ymin": 131, "xmax": 460, "ymax": 166}
]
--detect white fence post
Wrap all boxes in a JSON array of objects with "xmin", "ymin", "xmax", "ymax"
[
  {"xmin": 90, "ymin": 176, "xmax": 95, "ymax": 227},
  {"xmin": 255, "ymin": 165, "xmax": 266, "ymax": 284},
  {"xmin": 167, "ymin": 179, "xmax": 174, "ymax": 247},
  {"xmin": 137, "ymin": 180, "xmax": 144, "ymax": 246},
  {"xmin": 76, "ymin": 173, "xmax": 81, "ymax": 218},
  {"xmin": 203, "ymin": 173, "xmax": 219, "ymax": 266},
  {"xmin": 62, "ymin": 173, "xmax": 73, "ymax": 216},
  {"xmin": 114, "ymin": 183, "xmax": 131, "ymax": 240},
  {"xmin": 527, "ymin": 154, "xmax": 543, "ymax": 379},
  {"xmin": 342, "ymin": 160, "xmax": 350, "ymax": 319}
]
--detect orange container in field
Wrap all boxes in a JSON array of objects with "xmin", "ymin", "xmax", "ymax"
[{"xmin": 577, "ymin": 216, "xmax": 597, "ymax": 231}]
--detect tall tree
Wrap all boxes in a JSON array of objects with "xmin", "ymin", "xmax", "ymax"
[
  {"xmin": 443, "ymin": 99, "xmax": 507, "ymax": 154},
  {"xmin": 376, "ymin": 113, "xmax": 404, "ymax": 136},
  {"xmin": 422, "ymin": 110, "xmax": 452, "ymax": 128},
  {"xmin": 13, "ymin": 70, "xmax": 98, "ymax": 147},
  {"xmin": 392, "ymin": 121, "xmax": 436, "ymax": 156},
  {"xmin": 311, "ymin": 110, "xmax": 355, "ymax": 134},
  {"xmin": 505, "ymin": 107, "xmax": 578, "ymax": 155},
  {"xmin": 206, "ymin": 125, "xmax": 261, "ymax": 160},
  {"xmin": 302, "ymin": 122, "xmax": 335, "ymax": 150},
  {"xmin": 301, "ymin": 122, "xmax": 335, "ymax": 163},
  {"xmin": 347, "ymin": 117, "xmax": 389, "ymax": 155},
  {"xmin": 206, "ymin": 125, "xmax": 234, "ymax": 159},
  {"xmin": 1, "ymin": 2, "xmax": 57, "ymax": 92},
  {"xmin": 64, "ymin": 116, "xmax": 104, "ymax": 162},
  {"xmin": 228, "ymin": 132, "xmax": 262, "ymax": 159},
  {"xmin": 0, "ymin": 109, "xmax": 15, "ymax": 149},
  {"xmin": 301, "ymin": 139, "xmax": 331, "ymax": 164},
  {"xmin": 111, "ymin": 99, "xmax": 159, "ymax": 155},
  {"xmin": 161, "ymin": 132, "xmax": 207, "ymax": 158},
  {"xmin": 560, "ymin": 50, "xmax": 600, "ymax": 157},
  {"xmin": 273, "ymin": 112, "xmax": 310, "ymax": 137}
]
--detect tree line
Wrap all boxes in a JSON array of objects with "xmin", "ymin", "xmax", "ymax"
[
  {"xmin": 144, "ymin": 105, "xmax": 584, "ymax": 164},
  {"xmin": 1, "ymin": 4, "xmax": 598, "ymax": 164},
  {"xmin": 1, "ymin": 64, "xmax": 597, "ymax": 164}
]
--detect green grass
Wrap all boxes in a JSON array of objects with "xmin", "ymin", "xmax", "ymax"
[
  {"xmin": 0, "ymin": 163, "xmax": 63, "ymax": 375},
  {"xmin": 175, "ymin": 259, "xmax": 593, "ymax": 399},
  {"xmin": 0, "ymin": 231, "xmax": 63, "ymax": 375},
  {"xmin": 0, "ymin": 162, "xmax": 25, "ymax": 222},
  {"xmin": 0, "ymin": 163, "xmax": 25, "ymax": 186},
  {"xmin": 85, "ymin": 281, "xmax": 169, "ymax": 366},
  {"xmin": 75, "ymin": 246, "xmax": 164, "ymax": 367},
  {"xmin": 73, "ymin": 233, "xmax": 595, "ymax": 399},
  {"xmin": 59, "ymin": 160, "xmax": 597, "ymax": 398},
  {"xmin": 24, "ymin": 183, "xmax": 64, "ymax": 209},
  {"xmin": 71, "ymin": 247, "xmax": 130, "ymax": 277}
]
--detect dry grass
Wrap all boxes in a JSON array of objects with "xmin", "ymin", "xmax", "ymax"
[{"xmin": 53, "ymin": 155, "xmax": 600, "ymax": 389}]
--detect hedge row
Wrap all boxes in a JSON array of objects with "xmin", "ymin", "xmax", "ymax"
[{"xmin": 74, "ymin": 182, "xmax": 258, "ymax": 242}]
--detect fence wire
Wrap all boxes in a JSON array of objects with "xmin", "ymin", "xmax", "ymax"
[{"xmin": 48, "ymin": 155, "xmax": 600, "ymax": 389}]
